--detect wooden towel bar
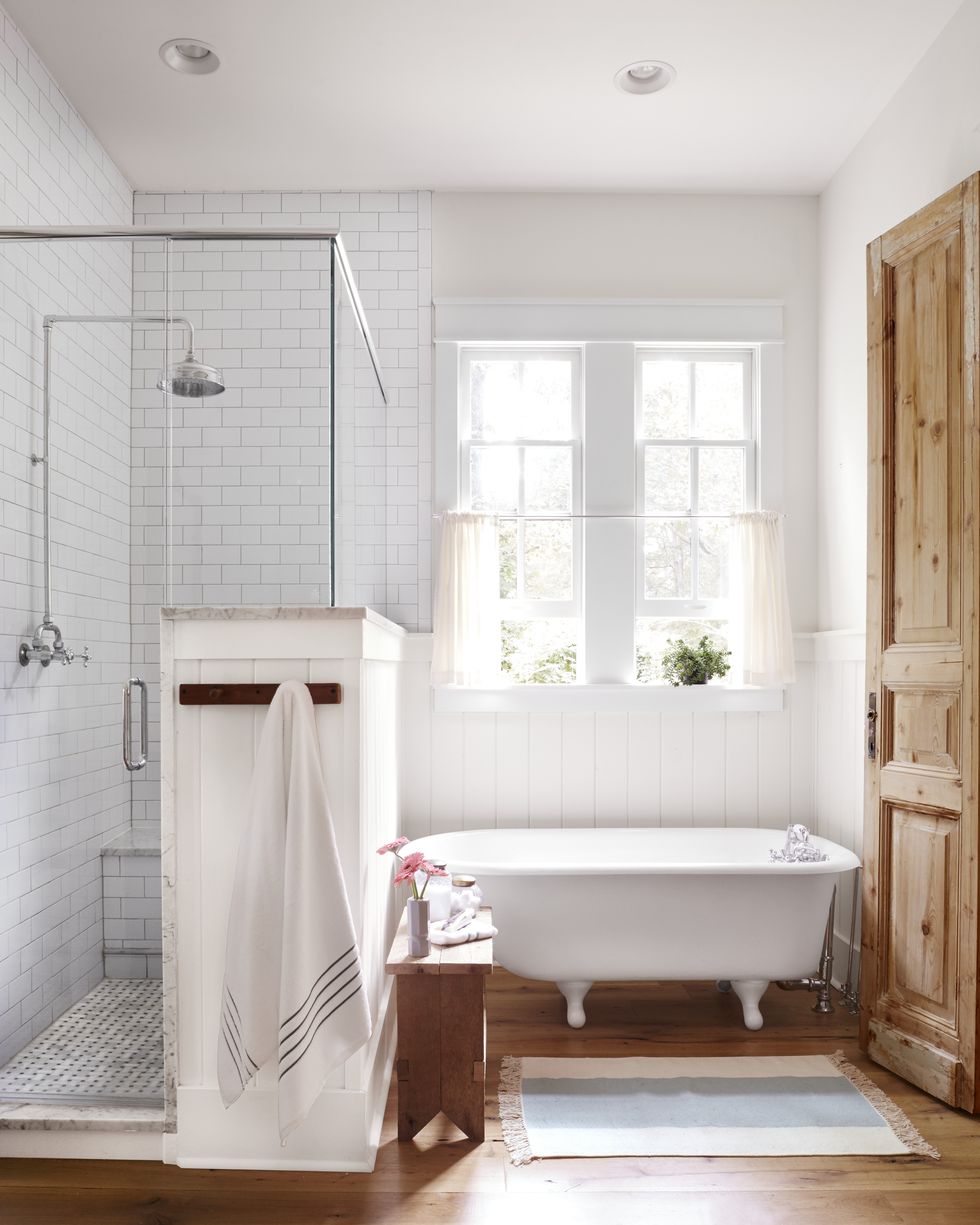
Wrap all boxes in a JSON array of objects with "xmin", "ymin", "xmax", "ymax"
[{"xmin": 178, "ymin": 683, "xmax": 342, "ymax": 705}]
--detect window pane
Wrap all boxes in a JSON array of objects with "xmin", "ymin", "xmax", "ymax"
[
  {"xmin": 524, "ymin": 518, "xmax": 572, "ymax": 600},
  {"xmin": 641, "ymin": 360, "xmax": 689, "ymax": 439},
  {"xmin": 502, "ymin": 618, "xmax": 578, "ymax": 684},
  {"xmin": 499, "ymin": 517, "xmax": 518, "ymax": 599},
  {"xmin": 645, "ymin": 446, "xmax": 691, "ymax": 514},
  {"xmin": 525, "ymin": 446, "xmax": 572, "ymax": 513},
  {"xmin": 470, "ymin": 445, "xmax": 518, "ymax": 512},
  {"xmin": 635, "ymin": 618, "xmax": 729, "ymax": 684},
  {"xmin": 470, "ymin": 360, "xmax": 520, "ymax": 439},
  {"xmin": 694, "ymin": 361, "xmax": 744, "ymax": 439},
  {"xmin": 644, "ymin": 519, "xmax": 692, "ymax": 598},
  {"xmin": 469, "ymin": 358, "xmax": 573, "ymax": 440},
  {"xmin": 697, "ymin": 447, "xmax": 744, "ymax": 514},
  {"xmin": 520, "ymin": 361, "xmax": 573, "ymax": 439},
  {"xmin": 697, "ymin": 518, "xmax": 730, "ymax": 599}
]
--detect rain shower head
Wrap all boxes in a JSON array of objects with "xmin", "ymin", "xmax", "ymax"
[{"xmin": 157, "ymin": 350, "xmax": 225, "ymax": 397}]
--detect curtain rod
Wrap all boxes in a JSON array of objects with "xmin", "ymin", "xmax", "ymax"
[{"xmin": 432, "ymin": 511, "xmax": 786, "ymax": 521}]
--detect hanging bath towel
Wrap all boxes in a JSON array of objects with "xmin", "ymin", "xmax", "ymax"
[{"xmin": 217, "ymin": 679, "xmax": 371, "ymax": 1142}]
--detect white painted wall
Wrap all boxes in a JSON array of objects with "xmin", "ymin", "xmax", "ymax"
[
  {"xmin": 818, "ymin": 0, "xmax": 980, "ymax": 631},
  {"xmin": 0, "ymin": 7, "xmax": 133, "ymax": 1065},
  {"xmin": 433, "ymin": 191, "xmax": 820, "ymax": 631}
]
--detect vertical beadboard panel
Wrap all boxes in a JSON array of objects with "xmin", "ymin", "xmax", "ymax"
[
  {"xmin": 790, "ymin": 659, "xmax": 816, "ymax": 823},
  {"xmin": 198, "ymin": 659, "xmax": 254, "ymax": 1086},
  {"xmin": 462, "ymin": 714, "xmax": 497, "ymax": 829},
  {"xmin": 848, "ymin": 660, "xmax": 866, "ymax": 853},
  {"xmin": 561, "ymin": 713, "xmax": 596, "ymax": 827},
  {"xmin": 175, "ymin": 660, "xmax": 202, "ymax": 1086},
  {"xmin": 660, "ymin": 713, "xmax": 694, "ymax": 824},
  {"xmin": 627, "ymin": 713, "xmax": 662, "ymax": 826},
  {"xmin": 528, "ymin": 713, "xmax": 563, "ymax": 826},
  {"xmin": 758, "ymin": 707, "xmax": 792, "ymax": 826},
  {"xmin": 495, "ymin": 713, "xmax": 529, "ymax": 827},
  {"xmin": 725, "ymin": 713, "xmax": 760, "ymax": 826},
  {"xmin": 400, "ymin": 662, "xmax": 432, "ymax": 839},
  {"xmin": 358, "ymin": 659, "xmax": 399, "ymax": 1039},
  {"xmin": 430, "ymin": 713, "xmax": 465, "ymax": 833},
  {"xmin": 595, "ymin": 713, "xmax": 629, "ymax": 825},
  {"xmin": 692, "ymin": 712, "xmax": 726, "ymax": 827}
]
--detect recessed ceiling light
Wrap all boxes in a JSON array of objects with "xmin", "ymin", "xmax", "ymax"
[
  {"xmin": 614, "ymin": 60, "xmax": 675, "ymax": 95},
  {"xmin": 159, "ymin": 39, "xmax": 220, "ymax": 75}
]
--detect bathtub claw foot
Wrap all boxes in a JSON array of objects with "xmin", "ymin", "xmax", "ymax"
[
  {"xmin": 731, "ymin": 979, "xmax": 768, "ymax": 1030},
  {"xmin": 716, "ymin": 979, "xmax": 732, "ymax": 993},
  {"xmin": 557, "ymin": 980, "xmax": 592, "ymax": 1029}
]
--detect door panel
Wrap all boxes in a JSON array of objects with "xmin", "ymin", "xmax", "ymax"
[
  {"xmin": 883, "ymin": 807, "xmax": 958, "ymax": 1023},
  {"xmin": 890, "ymin": 235, "xmax": 961, "ymax": 645},
  {"xmin": 864, "ymin": 174, "xmax": 979, "ymax": 1112}
]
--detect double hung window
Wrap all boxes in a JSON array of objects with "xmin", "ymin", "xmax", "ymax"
[{"xmin": 453, "ymin": 341, "xmax": 758, "ymax": 686}]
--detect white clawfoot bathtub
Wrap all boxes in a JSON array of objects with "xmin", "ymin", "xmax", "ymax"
[{"xmin": 409, "ymin": 828, "xmax": 860, "ymax": 1031}]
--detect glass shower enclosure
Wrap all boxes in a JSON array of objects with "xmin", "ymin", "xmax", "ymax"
[{"xmin": 0, "ymin": 227, "xmax": 386, "ymax": 1113}]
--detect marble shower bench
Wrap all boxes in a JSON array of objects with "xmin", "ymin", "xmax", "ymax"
[{"xmin": 100, "ymin": 830, "xmax": 162, "ymax": 979}]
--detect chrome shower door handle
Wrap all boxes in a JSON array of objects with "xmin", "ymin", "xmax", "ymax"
[{"xmin": 123, "ymin": 677, "xmax": 148, "ymax": 771}]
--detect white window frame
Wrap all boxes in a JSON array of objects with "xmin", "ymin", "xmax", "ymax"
[
  {"xmin": 458, "ymin": 347, "xmax": 583, "ymax": 628},
  {"xmin": 433, "ymin": 299, "xmax": 786, "ymax": 713},
  {"xmin": 635, "ymin": 347, "xmax": 757, "ymax": 622}
]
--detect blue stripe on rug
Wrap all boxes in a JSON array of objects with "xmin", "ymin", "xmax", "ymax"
[{"xmin": 521, "ymin": 1075, "xmax": 887, "ymax": 1131}]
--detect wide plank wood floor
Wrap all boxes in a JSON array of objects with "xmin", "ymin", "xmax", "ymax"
[{"xmin": 2, "ymin": 973, "xmax": 979, "ymax": 1224}]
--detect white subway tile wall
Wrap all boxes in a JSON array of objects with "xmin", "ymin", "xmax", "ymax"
[
  {"xmin": 0, "ymin": 9, "xmax": 133, "ymax": 1065},
  {"xmin": 128, "ymin": 192, "xmax": 433, "ymax": 833}
]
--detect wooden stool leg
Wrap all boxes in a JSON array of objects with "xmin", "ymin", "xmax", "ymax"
[
  {"xmin": 396, "ymin": 976, "xmax": 441, "ymax": 1140},
  {"xmin": 439, "ymin": 974, "xmax": 486, "ymax": 1141}
]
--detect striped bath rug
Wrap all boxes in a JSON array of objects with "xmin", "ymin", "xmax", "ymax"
[{"xmin": 498, "ymin": 1053, "xmax": 938, "ymax": 1163}]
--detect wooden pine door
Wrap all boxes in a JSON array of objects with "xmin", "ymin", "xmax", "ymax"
[{"xmin": 863, "ymin": 175, "xmax": 980, "ymax": 1111}]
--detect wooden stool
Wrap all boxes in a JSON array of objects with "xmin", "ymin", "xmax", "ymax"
[{"xmin": 385, "ymin": 906, "xmax": 493, "ymax": 1141}]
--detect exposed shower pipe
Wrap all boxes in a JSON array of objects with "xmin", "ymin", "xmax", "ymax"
[{"xmin": 19, "ymin": 313, "xmax": 203, "ymax": 667}]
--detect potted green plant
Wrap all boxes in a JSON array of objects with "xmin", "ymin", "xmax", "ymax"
[{"xmin": 660, "ymin": 635, "xmax": 731, "ymax": 686}]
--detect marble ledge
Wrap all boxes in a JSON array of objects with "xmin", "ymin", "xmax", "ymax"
[
  {"xmin": 101, "ymin": 829, "xmax": 161, "ymax": 857},
  {"xmin": 0, "ymin": 1101, "xmax": 164, "ymax": 1132},
  {"xmin": 160, "ymin": 604, "xmax": 406, "ymax": 635}
]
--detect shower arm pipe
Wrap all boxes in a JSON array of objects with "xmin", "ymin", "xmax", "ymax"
[
  {"xmin": 43, "ymin": 313, "xmax": 195, "ymax": 351},
  {"xmin": 35, "ymin": 314, "xmax": 195, "ymax": 634}
]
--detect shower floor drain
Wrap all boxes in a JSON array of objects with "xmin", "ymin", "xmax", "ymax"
[{"xmin": 0, "ymin": 979, "xmax": 162, "ymax": 1105}]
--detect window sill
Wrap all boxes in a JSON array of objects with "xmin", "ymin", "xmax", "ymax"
[{"xmin": 431, "ymin": 684, "xmax": 785, "ymax": 714}]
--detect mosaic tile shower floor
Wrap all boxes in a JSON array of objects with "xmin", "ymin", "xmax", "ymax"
[{"xmin": 0, "ymin": 979, "xmax": 163, "ymax": 1106}]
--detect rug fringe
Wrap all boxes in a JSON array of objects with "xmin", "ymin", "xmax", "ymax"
[
  {"xmin": 826, "ymin": 1050, "xmax": 940, "ymax": 1160},
  {"xmin": 498, "ymin": 1055, "xmax": 534, "ymax": 1165}
]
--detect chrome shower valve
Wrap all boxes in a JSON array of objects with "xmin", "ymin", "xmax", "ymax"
[{"xmin": 18, "ymin": 622, "xmax": 92, "ymax": 667}]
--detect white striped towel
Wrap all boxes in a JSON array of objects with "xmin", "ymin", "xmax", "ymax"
[{"xmin": 217, "ymin": 679, "xmax": 371, "ymax": 1142}]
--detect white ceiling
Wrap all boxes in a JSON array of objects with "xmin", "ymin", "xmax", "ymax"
[{"xmin": 2, "ymin": 0, "xmax": 963, "ymax": 193}]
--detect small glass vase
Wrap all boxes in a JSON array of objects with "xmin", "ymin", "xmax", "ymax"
[{"xmin": 407, "ymin": 896, "xmax": 430, "ymax": 958}]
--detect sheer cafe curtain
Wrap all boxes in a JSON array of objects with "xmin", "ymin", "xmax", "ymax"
[
  {"xmin": 431, "ymin": 512, "xmax": 500, "ymax": 686},
  {"xmin": 730, "ymin": 510, "xmax": 795, "ymax": 687}
]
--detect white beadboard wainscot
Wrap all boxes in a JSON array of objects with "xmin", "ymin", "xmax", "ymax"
[
  {"xmin": 400, "ymin": 638, "xmax": 817, "ymax": 836},
  {"xmin": 160, "ymin": 607, "xmax": 402, "ymax": 1170}
]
